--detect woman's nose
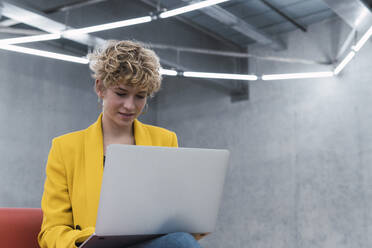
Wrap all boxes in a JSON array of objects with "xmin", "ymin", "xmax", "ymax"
[{"xmin": 122, "ymin": 96, "xmax": 136, "ymax": 110}]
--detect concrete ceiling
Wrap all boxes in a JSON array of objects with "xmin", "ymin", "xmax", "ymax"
[
  {"xmin": 0, "ymin": 0, "xmax": 370, "ymax": 67},
  {"xmin": 147, "ymin": 0, "xmax": 335, "ymax": 48},
  {"xmin": 0, "ymin": 0, "xmax": 338, "ymax": 52}
]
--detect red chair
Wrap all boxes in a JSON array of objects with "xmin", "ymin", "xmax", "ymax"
[{"xmin": 0, "ymin": 208, "xmax": 42, "ymax": 248}]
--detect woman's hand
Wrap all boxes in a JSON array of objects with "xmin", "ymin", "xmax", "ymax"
[{"xmin": 191, "ymin": 232, "xmax": 210, "ymax": 240}]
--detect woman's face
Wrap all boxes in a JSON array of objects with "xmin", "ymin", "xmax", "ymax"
[{"xmin": 97, "ymin": 81, "xmax": 148, "ymax": 129}]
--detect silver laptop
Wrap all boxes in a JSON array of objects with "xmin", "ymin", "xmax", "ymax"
[{"xmin": 80, "ymin": 144, "xmax": 230, "ymax": 248}]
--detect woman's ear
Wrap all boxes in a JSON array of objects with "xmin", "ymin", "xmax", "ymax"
[{"xmin": 95, "ymin": 79, "xmax": 105, "ymax": 98}]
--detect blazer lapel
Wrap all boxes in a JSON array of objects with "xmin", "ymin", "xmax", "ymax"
[
  {"xmin": 84, "ymin": 113, "xmax": 104, "ymax": 224},
  {"xmin": 134, "ymin": 119, "xmax": 153, "ymax": 146}
]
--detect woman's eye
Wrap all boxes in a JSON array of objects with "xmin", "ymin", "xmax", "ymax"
[
  {"xmin": 137, "ymin": 95, "xmax": 145, "ymax": 99},
  {"xmin": 116, "ymin": 92, "xmax": 126, "ymax": 97}
]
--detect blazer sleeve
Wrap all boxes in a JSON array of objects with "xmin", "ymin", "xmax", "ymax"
[
  {"xmin": 38, "ymin": 138, "xmax": 94, "ymax": 248},
  {"xmin": 170, "ymin": 131, "xmax": 178, "ymax": 148}
]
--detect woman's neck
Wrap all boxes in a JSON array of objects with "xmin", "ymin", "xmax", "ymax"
[{"xmin": 101, "ymin": 113, "xmax": 134, "ymax": 139}]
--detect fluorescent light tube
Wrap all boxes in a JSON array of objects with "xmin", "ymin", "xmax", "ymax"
[
  {"xmin": 63, "ymin": 16, "xmax": 152, "ymax": 36},
  {"xmin": 183, "ymin": 71, "xmax": 258, "ymax": 80},
  {"xmin": 160, "ymin": 68, "xmax": 178, "ymax": 76},
  {"xmin": 159, "ymin": 0, "xmax": 230, "ymax": 18},
  {"xmin": 0, "ymin": 33, "xmax": 61, "ymax": 45},
  {"xmin": 262, "ymin": 71, "xmax": 334, "ymax": 80},
  {"xmin": 334, "ymin": 51, "xmax": 355, "ymax": 75},
  {"xmin": 0, "ymin": 44, "xmax": 89, "ymax": 64},
  {"xmin": 352, "ymin": 25, "xmax": 372, "ymax": 52}
]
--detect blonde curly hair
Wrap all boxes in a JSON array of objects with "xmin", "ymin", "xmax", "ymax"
[{"xmin": 88, "ymin": 40, "xmax": 162, "ymax": 97}]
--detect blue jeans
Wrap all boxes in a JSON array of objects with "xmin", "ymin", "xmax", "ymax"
[{"xmin": 128, "ymin": 232, "xmax": 202, "ymax": 248}]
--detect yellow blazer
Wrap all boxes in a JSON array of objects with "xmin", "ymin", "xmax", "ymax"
[{"xmin": 38, "ymin": 114, "xmax": 178, "ymax": 248}]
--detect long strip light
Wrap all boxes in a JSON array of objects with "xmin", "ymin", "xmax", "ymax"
[
  {"xmin": 352, "ymin": 25, "xmax": 372, "ymax": 52},
  {"xmin": 63, "ymin": 16, "xmax": 152, "ymax": 36},
  {"xmin": 0, "ymin": 33, "xmax": 61, "ymax": 45},
  {"xmin": 262, "ymin": 71, "xmax": 334, "ymax": 80},
  {"xmin": 160, "ymin": 68, "xmax": 178, "ymax": 76},
  {"xmin": 334, "ymin": 51, "xmax": 355, "ymax": 75},
  {"xmin": 0, "ymin": 44, "xmax": 89, "ymax": 64},
  {"xmin": 183, "ymin": 71, "xmax": 258, "ymax": 81},
  {"xmin": 159, "ymin": 0, "xmax": 230, "ymax": 18},
  {"xmin": 333, "ymin": 24, "xmax": 372, "ymax": 75}
]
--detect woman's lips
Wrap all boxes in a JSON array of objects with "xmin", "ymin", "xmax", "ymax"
[{"xmin": 118, "ymin": 112, "xmax": 135, "ymax": 119}]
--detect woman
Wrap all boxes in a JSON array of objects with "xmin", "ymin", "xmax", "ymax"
[{"xmin": 38, "ymin": 40, "xmax": 205, "ymax": 248}]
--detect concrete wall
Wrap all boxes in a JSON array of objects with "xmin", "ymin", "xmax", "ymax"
[
  {"xmin": 0, "ymin": 49, "xmax": 99, "ymax": 207},
  {"xmin": 156, "ymin": 17, "xmax": 372, "ymax": 248}
]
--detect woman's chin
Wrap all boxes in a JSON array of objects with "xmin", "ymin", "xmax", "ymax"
[{"xmin": 115, "ymin": 116, "xmax": 135, "ymax": 127}]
